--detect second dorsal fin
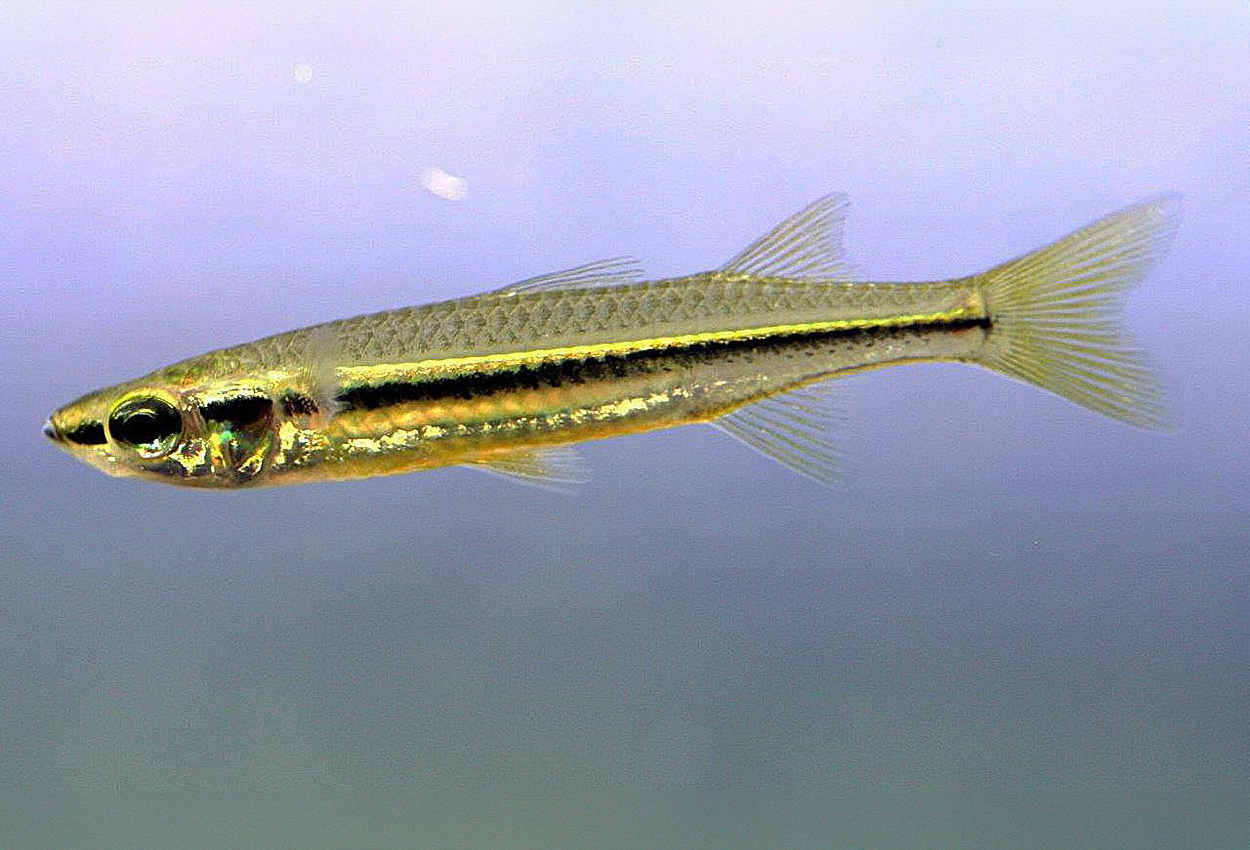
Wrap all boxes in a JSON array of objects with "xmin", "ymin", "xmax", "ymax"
[{"xmin": 720, "ymin": 193, "xmax": 861, "ymax": 282}]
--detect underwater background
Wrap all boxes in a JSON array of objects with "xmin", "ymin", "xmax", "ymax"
[{"xmin": 2, "ymin": 3, "xmax": 1246, "ymax": 848}]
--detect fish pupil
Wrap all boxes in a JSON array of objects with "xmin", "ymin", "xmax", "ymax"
[{"xmin": 122, "ymin": 412, "xmax": 164, "ymax": 443}]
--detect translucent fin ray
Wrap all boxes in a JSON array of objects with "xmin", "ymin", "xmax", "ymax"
[
  {"xmin": 464, "ymin": 446, "xmax": 589, "ymax": 491},
  {"xmin": 713, "ymin": 383, "xmax": 847, "ymax": 484},
  {"xmin": 973, "ymin": 194, "xmax": 1179, "ymax": 429},
  {"xmin": 720, "ymin": 193, "xmax": 861, "ymax": 282},
  {"xmin": 299, "ymin": 322, "xmax": 346, "ymax": 426},
  {"xmin": 492, "ymin": 257, "xmax": 645, "ymax": 295}
]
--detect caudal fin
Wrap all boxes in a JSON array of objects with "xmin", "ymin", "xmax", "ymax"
[{"xmin": 972, "ymin": 196, "xmax": 1179, "ymax": 428}]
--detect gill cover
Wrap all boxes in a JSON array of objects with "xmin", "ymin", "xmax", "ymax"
[{"xmin": 197, "ymin": 389, "xmax": 277, "ymax": 482}]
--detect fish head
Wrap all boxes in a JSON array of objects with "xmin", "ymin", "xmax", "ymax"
[{"xmin": 44, "ymin": 375, "xmax": 281, "ymax": 488}]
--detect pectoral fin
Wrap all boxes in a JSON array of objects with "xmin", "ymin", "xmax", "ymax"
[{"xmin": 464, "ymin": 446, "xmax": 590, "ymax": 490}]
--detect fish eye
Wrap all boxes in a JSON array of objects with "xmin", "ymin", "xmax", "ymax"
[{"xmin": 107, "ymin": 393, "xmax": 183, "ymax": 458}]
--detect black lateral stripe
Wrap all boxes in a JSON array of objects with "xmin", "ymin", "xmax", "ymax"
[
  {"xmin": 339, "ymin": 352, "xmax": 630, "ymax": 409},
  {"xmin": 66, "ymin": 421, "xmax": 107, "ymax": 445},
  {"xmin": 201, "ymin": 395, "xmax": 273, "ymax": 426},
  {"xmin": 337, "ymin": 319, "xmax": 988, "ymax": 412}
]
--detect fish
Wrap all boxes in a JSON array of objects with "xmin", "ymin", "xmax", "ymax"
[{"xmin": 43, "ymin": 193, "xmax": 1177, "ymax": 489}]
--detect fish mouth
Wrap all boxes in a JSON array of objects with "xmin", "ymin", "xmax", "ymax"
[{"xmin": 42, "ymin": 416, "xmax": 59, "ymax": 441}]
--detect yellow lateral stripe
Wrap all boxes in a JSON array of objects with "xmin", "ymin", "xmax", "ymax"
[{"xmin": 337, "ymin": 309, "xmax": 977, "ymax": 384}]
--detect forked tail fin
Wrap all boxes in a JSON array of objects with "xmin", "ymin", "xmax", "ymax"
[{"xmin": 972, "ymin": 196, "xmax": 1180, "ymax": 428}]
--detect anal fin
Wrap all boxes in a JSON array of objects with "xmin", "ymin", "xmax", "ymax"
[{"xmin": 712, "ymin": 382, "xmax": 847, "ymax": 484}]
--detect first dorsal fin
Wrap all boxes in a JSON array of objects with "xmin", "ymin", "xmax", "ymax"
[
  {"xmin": 492, "ymin": 257, "xmax": 645, "ymax": 296},
  {"xmin": 720, "ymin": 193, "xmax": 861, "ymax": 282}
]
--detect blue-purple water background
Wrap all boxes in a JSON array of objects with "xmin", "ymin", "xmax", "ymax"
[{"xmin": 2, "ymin": 4, "xmax": 1246, "ymax": 848}]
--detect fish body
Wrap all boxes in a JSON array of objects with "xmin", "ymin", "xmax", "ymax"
[{"xmin": 44, "ymin": 194, "xmax": 1176, "ymax": 488}]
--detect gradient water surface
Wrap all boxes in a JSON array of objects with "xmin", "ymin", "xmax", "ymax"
[{"xmin": 1, "ymin": 4, "xmax": 1246, "ymax": 848}]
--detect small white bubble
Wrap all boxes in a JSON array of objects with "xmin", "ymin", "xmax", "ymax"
[
  {"xmin": 293, "ymin": 63, "xmax": 313, "ymax": 84},
  {"xmin": 421, "ymin": 167, "xmax": 468, "ymax": 201}
]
